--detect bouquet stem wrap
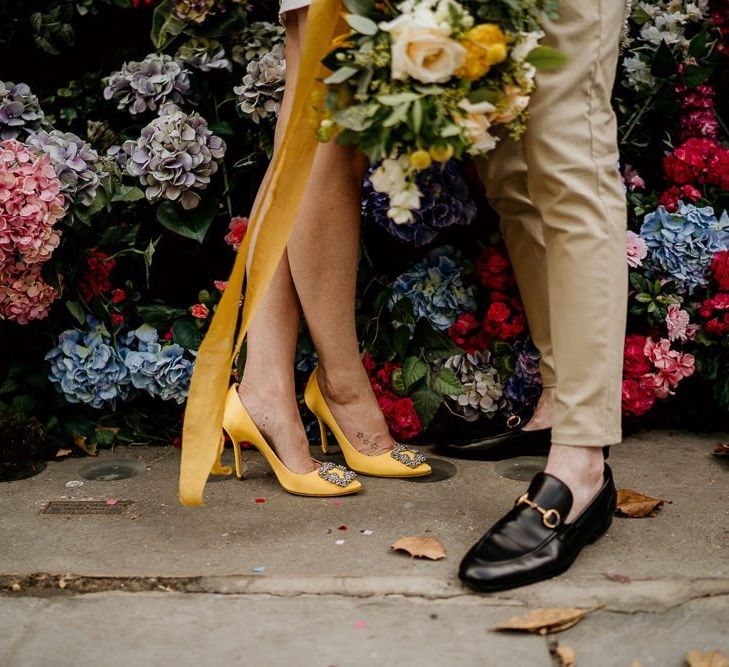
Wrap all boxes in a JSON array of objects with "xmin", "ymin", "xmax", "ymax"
[{"xmin": 178, "ymin": 0, "xmax": 343, "ymax": 506}]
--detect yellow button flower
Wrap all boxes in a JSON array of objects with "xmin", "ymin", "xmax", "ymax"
[
  {"xmin": 429, "ymin": 145, "xmax": 454, "ymax": 162},
  {"xmin": 410, "ymin": 149, "xmax": 432, "ymax": 170},
  {"xmin": 456, "ymin": 24, "xmax": 509, "ymax": 81}
]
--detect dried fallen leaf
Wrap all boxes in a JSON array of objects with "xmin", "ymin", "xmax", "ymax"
[
  {"xmin": 10, "ymin": 583, "xmax": 21, "ymax": 592},
  {"xmin": 686, "ymin": 649, "xmax": 729, "ymax": 667},
  {"xmin": 547, "ymin": 638, "xmax": 576, "ymax": 667},
  {"xmin": 603, "ymin": 572, "xmax": 632, "ymax": 584},
  {"xmin": 492, "ymin": 606, "xmax": 603, "ymax": 636},
  {"xmin": 616, "ymin": 489, "xmax": 668, "ymax": 518},
  {"xmin": 713, "ymin": 443, "xmax": 729, "ymax": 459},
  {"xmin": 72, "ymin": 434, "xmax": 97, "ymax": 457},
  {"xmin": 390, "ymin": 535, "xmax": 446, "ymax": 560},
  {"xmin": 55, "ymin": 448, "xmax": 72, "ymax": 458}
]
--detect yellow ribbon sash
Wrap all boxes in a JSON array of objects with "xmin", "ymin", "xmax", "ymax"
[{"xmin": 178, "ymin": 0, "xmax": 343, "ymax": 506}]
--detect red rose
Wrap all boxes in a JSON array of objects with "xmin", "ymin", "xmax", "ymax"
[
  {"xmin": 111, "ymin": 288, "xmax": 127, "ymax": 304},
  {"xmin": 110, "ymin": 313, "xmax": 125, "ymax": 327},
  {"xmin": 475, "ymin": 246, "xmax": 515, "ymax": 291},
  {"xmin": 486, "ymin": 301, "xmax": 511, "ymax": 323}
]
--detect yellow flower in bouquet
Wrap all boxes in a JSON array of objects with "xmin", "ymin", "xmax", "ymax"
[{"xmin": 456, "ymin": 24, "xmax": 508, "ymax": 81}]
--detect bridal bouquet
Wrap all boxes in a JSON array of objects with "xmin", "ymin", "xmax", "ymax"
[{"xmin": 318, "ymin": 0, "xmax": 563, "ymax": 223}]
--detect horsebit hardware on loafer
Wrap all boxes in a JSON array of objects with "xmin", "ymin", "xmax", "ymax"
[
  {"xmin": 390, "ymin": 444, "xmax": 427, "ymax": 468},
  {"xmin": 515, "ymin": 492, "xmax": 562, "ymax": 529},
  {"xmin": 318, "ymin": 462, "xmax": 357, "ymax": 487}
]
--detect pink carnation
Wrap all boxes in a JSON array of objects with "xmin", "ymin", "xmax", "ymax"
[
  {"xmin": 0, "ymin": 262, "xmax": 58, "ymax": 324},
  {"xmin": 191, "ymin": 303, "xmax": 209, "ymax": 319},
  {"xmin": 224, "ymin": 216, "xmax": 249, "ymax": 251},
  {"xmin": 665, "ymin": 303, "xmax": 698, "ymax": 343},
  {"xmin": 213, "ymin": 280, "xmax": 228, "ymax": 292},
  {"xmin": 0, "ymin": 139, "xmax": 65, "ymax": 271},
  {"xmin": 626, "ymin": 230, "xmax": 648, "ymax": 268}
]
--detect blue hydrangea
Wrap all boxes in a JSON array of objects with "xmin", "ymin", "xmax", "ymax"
[
  {"xmin": 390, "ymin": 245, "xmax": 477, "ymax": 330},
  {"xmin": 504, "ymin": 336, "xmax": 543, "ymax": 406},
  {"xmin": 45, "ymin": 316, "xmax": 130, "ymax": 409},
  {"xmin": 640, "ymin": 202, "xmax": 729, "ymax": 293},
  {"xmin": 363, "ymin": 159, "xmax": 477, "ymax": 247},
  {"xmin": 119, "ymin": 324, "xmax": 194, "ymax": 404}
]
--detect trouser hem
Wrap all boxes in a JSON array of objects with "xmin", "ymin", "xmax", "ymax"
[{"xmin": 551, "ymin": 430, "xmax": 622, "ymax": 447}]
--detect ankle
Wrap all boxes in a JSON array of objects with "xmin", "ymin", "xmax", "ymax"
[
  {"xmin": 524, "ymin": 388, "xmax": 554, "ymax": 431},
  {"xmin": 317, "ymin": 363, "xmax": 370, "ymax": 405},
  {"xmin": 545, "ymin": 445, "xmax": 604, "ymax": 487}
]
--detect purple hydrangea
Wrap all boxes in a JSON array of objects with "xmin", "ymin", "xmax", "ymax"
[
  {"xmin": 363, "ymin": 159, "xmax": 477, "ymax": 247},
  {"xmin": 504, "ymin": 336, "xmax": 543, "ymax": 406}
]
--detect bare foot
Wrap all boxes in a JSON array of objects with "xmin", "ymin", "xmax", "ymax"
[
  {"xmin": 522, "ymin": 387, "xmax": 554, "ymax": 431},
  {"xmin": 237, "ymin": 380, "xmax": 318, "ymax": 475},
  {"xmin": 544, "ymin": 444, "xmax": 605, "ymax": 523},
  {"xmin": 317, "ymin": 364, "xmax": 396, "ymax": 456}
]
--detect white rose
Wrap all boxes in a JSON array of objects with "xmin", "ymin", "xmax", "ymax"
[
  {"xmin": 456, "ymin": 99, "xmax": 499, "ymax": 155},
  {"xmin": 389, "ymin": 184, "xmax": 422, "ymax": 223},
  {"xmin": 380, "ymin": 13, "xmax": 466, "ymax": 83}
]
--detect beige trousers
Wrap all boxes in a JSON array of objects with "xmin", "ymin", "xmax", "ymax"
[{"xmin": 476, "ymin": 0, "xmax": 628, "ymax": 447}]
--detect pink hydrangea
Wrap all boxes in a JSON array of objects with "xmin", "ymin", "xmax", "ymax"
[
  {"xmin": 626, "ymin": 230, "xmax": 648, "ymax": 268},
  {"xmin": 0, "ymin": 262, "xmax": 58, "ymax": 324},
  {"xmin": 0, "ymin": 139, "xmax": 65, "ymax": 270},
  {"xmin": 665, "ymin": 303, "xmax": 699, "ymax": 343},
  {"xmin": 224, "ymin": 216, "xmax": 249, "ymax": 251}
]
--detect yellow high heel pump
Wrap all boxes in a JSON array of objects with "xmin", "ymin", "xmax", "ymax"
[
  {"xmin": 222, "ymin": 384, "xmax": 362, "ymax": 497},
  {"xmin": 304, "ymin": 369, "xmax": 432, "ymax": 478}
]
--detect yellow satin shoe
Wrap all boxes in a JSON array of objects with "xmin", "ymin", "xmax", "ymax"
[
  {"xmin": 304, "ymin": 369, "xmax": 432, "ymax": 478},
  {"xmin": 222, "ymin": 384, "xmax": 362, "ymax": 497}
]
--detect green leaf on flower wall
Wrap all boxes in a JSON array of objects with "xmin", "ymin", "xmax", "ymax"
[
  {"xmin": 343, "ymin": 0, "xmax": 377, "ymax": 17},
  {"xmin": 156, "ymin": 199, "xmax": 218, "ymax": 243},
  {"xmin": 150, "ymin": 0, "xmax": 187, "ymax": 50},
  {"xmin": 345, "ymin": 14, "xmax": 378, "ymax": 36},
  {"xmin": 402, "ymin": 357, "xmax": 428, "ymax": 389},
  {"xmin": 66, "ymin": 301, "xmax": 86, "ymax": 325},
  {"xmin": 111, "ymin": 185, "xmax": 145, "ymax": 203},
  {"xmin": 433, "ymin": 367, "xmax": 463, "ymax": 396},
  {"xmin": 412, "ymin": 388, "xmax": 442, "ymax": 429},
  {"xmin": 324, "ymin": 66, "xmax": 359, "ymax": 85},
  {"xmin": 137, "ymin": 304, "xmax": 187, "ymax": 329},
  {"xmin": 525, "ymin": 46, "xmax": 567, "ymax": 70},
  {"xmin": 172, "ymin": 318, "xmax": 202, "ymax": 351}
]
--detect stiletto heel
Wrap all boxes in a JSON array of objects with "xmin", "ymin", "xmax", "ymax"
[
  {"xmin": 304, "ymin": 368, "xmax": 432, "ymax": 478},
  {"xmin": 222, "ymin": 384, "xmax": 361, "ymax": 497},
  {"xmin": 228, "ymin": 432, "xmax": 244, "ymax": 480},
  {"xmin": 318, "ymin": 419, "xmax": 329, "ymax": 454}
]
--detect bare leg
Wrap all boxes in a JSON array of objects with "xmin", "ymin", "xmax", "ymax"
[{"xmin": 237, "ymin": 9, "xmax": 316, "ymax": 474}]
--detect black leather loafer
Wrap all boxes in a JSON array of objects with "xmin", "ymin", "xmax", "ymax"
[
  {"xmin": 459, "ymin": 465, "xmax": 616, "ymax": 592},
  {"xmin": 435, "ymin": 421, "xmax": 551, "ymax": 461}
]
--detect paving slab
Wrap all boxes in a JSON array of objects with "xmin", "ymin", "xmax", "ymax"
[
  {"xmin": 1, "ymin": 430, "xmax": 728, "ymax": 607},
  {"xmin": 0, "ymin": 592, "xmax": 727, "ymax": 667}
]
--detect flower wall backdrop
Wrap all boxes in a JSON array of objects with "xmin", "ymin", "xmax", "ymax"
[{"xmin": 1, "ymin": 0, "xmax": 729, "ymax": 461}]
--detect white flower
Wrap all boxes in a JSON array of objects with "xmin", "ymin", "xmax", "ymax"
[
  {"xmin": 380, "ymin": 9, "xmax": 466, "ymax": 83},
  {"xmin": 389, "ymin": 184, "xmax": 423, "ymax": 223},
  {"xmin": 511, "ymin": 31, "xmax": 543, "ymax": 62},
  {"xmin": 456, "ymin": 99, "xmax": 499, "ymax": 155},
  {"xmin": 370, "ymin": 155, "xmax": 408, "ymax": 193},
  {"xmin": 622, "ymin": 55, "xmax": 656, "ymax": 90}
]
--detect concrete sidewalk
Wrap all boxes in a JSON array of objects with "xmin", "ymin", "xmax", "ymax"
[{"xmin": 1, "ymin": 430, "xmax": 728, "ymax": 666}]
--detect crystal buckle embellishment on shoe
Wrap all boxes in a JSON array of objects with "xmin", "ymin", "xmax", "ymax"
[
  {"xmin": 390, "ymin": 444, "xmax": 426, "ymax": 468},
  {"xmin": 515, "ymin": 493, "xmax": 561, "ymax": 529},
  {"xmin": 318, "ymin": 462, "xmax": 357, "ymax": 487}
]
